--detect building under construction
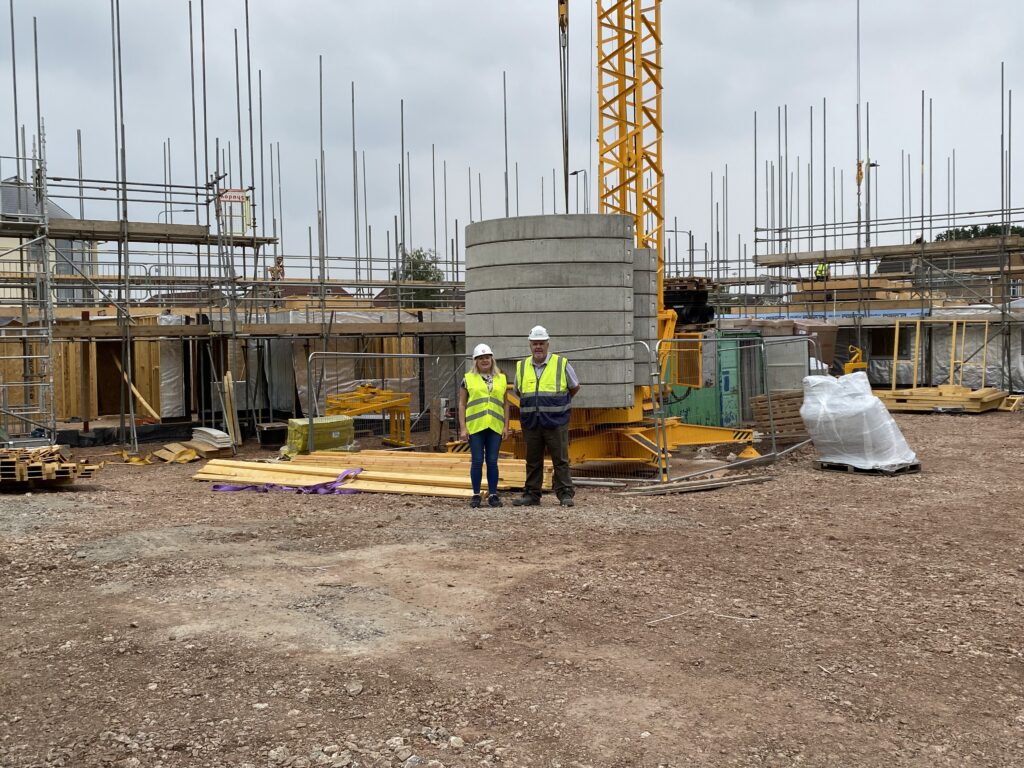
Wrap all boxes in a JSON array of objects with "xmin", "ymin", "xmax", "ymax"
[{"xmin": 0, "ymin": 1, "xmax": 1021, "ymax": 459}]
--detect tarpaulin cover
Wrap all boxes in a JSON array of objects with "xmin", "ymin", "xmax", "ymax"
[{"xmin": 801, "ymin": 372, "xmax": 918, "ymax": 471}]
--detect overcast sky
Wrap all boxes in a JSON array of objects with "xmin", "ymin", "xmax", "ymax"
[{"xmin": 1, "ymin": 0, "xmax": 1021, "ymax": 280}]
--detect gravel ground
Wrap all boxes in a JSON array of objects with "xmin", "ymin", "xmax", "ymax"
[{"xmin": 2, "ymin": 412, "xmax": 1023, "ymax": 768}]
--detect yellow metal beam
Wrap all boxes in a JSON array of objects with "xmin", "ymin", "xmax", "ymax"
[{"xmin": 597, "ymin": 0, "xmax": 664, "ymax": 308}]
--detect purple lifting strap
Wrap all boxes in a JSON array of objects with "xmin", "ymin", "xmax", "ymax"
[{"xmin": 212, "ymin": 467, "xmax": 362, "ymax": 495}]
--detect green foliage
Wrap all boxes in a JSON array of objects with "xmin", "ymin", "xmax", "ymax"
[
  {"xmin": 391, "ymin": 247, "xmax": 446, "ymax": 307},
  {"xmin": 935, "ymin": 224, "xmax": 1024, "ymax": 241}
]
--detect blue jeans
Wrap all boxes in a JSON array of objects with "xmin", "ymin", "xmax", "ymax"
[{"xmin": 468, "ymin": 428, "xmax": 502, "ymax": 495}]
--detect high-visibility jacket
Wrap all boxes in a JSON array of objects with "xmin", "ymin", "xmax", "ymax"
[
  {"xmin": 815, "ymin": 262, "xmax": 829, "ymax": 278},
  {"xmin": 463, "ymin": 372, "xmax": 507, "ymax": 435},
  {"xmin": 517, "ymin": 354, "xmax": 571, "ymax": 429}
]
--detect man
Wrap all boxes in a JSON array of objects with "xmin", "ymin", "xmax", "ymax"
[{"xmin": 513, "ymin": 325, "xmax": 581, "ymax": 507}]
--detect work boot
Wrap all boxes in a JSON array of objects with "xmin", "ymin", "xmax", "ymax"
[
  {"xmin": 512, "ymin": 495, "xmax": 540, "ymax": 507},
  {"xmin": 488, "ymin": 494, "xmax": 503, "ymax": 508},
  {"xmin": 559, "ymin": 497, "xmax": 575, "ymax": 508},
  {"xmin": 470, "ymin": 495, "xmax": 482, "ymax": 508}
]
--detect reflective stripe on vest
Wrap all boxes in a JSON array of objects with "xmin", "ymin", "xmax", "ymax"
[
  {"xmin": 517, "ymin": 354, "xmax": 571, "ymax": 429},
  {"xmin": 463, "ymin": 371, "xmax": 506, "ymax": 435}
]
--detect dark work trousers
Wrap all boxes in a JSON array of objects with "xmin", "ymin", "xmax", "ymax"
[{"xmin": 522, "ymin": 423, "xmax": 574, "ymax": 501}]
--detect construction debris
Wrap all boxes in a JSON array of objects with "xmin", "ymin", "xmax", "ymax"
[
  {"xmin": 618, "ymin": 473, "xmax": 771, "ymax": 496},
  {"xmin": 181, "ymin": 428, "xmax": 234, "ymax": 459},
  {"xmin": 192, "ymin": 449, "xmax": 552, "ymax": 498},
  {"xmin": 152, "ymin": 443, "xmax": 200, "ymax": 463},
  {"xmin": 0, "ymin": 446, "xmax": 102, "ymax": 488}
]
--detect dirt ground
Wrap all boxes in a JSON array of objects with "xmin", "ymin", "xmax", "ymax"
[{"xmin": 2, "ymin": 413, "xmax": 1023, "ymax": 768}]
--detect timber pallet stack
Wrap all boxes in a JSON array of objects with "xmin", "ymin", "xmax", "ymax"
[
  {"xmin": 875, "ymin": 385, "xmax": 1008, "ymax": 413},
  {"xmin": 193, "ymin": 449, "xmax": 552, "ymax": 498},
  {"xmin": 751, "ymin": 390, "xmax": 808, "ymax": 444},
  {"xmin": 0, "ymin": 446, "xmax": 102, "ymax": 487}
]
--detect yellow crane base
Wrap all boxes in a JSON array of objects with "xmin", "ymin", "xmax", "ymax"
[{"xmin": 488, "ymin": 419, "xmax": 755, "ymax": 468}]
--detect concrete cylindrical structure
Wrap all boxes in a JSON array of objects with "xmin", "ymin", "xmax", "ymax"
[{"xmin": 465, "ymin": 214, "xmax": 647, "ymax": 409}]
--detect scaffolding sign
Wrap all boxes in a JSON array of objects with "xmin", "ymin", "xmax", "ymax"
[{"xmin": 218, "ymin": 188, "xmax": 253, "ymax": 236}]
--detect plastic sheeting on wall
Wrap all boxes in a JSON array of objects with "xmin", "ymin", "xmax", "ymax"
[{"xmin": 157, "ymin": 314, "xmax": 186, "ymax": 419}]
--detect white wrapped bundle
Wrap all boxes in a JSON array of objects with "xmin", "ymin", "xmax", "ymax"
[{"xmin": 800, "ymin": 372, "xmax": 917, "ymax": 471}]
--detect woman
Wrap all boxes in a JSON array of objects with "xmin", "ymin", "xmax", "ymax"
[{"xmin": 458, "ymin": 343, "xmax": 510, "ymax": 508}]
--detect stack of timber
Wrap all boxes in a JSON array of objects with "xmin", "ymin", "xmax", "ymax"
[
  {"xmin": 180, "ymin": 428, "xmax": 234, "ymax": 458},
  {"xmin": 193, "ymin": 449, "xmax": 552, "ymax": 498},
  {"xmin": 751, "ymin": 390, "xmax": 808, "ymax": 444},
  {"xmin": 791, "ymin": 277, "xmax": 902, "ymax": 304},
  {"xmin": 875, "ymin": 384, "xmax": 1008, "ymax": 413},
  {"xmin": 0, "ymin": 446, "xmax": 102, "ymax": 487}
]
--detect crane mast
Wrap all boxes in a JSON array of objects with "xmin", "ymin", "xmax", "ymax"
[{"xmin": 595, "ymin": 0, "xmax": 669, "ymax": 332}]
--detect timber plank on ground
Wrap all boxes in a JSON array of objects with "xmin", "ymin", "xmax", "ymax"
[{"xmin": 192, "ymin": 455, "xmax": 550, "ymax": 496}]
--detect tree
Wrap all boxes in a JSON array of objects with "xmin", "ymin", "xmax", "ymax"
[
  {"xmin": 391, "ymin": 247, "xmax": 446, "ymax": 308},
  {"xmin": 935, "ymin": 224, "xmax": 1024, "ymax": 241}
]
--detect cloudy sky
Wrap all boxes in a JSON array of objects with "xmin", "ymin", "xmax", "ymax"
[{"xmin": 1, "ymin": 0, "xmax": 1020, "ymax": 281}]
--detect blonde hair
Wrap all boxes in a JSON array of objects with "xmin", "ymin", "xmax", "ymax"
[{"xmin": 473, "ymin": 356, "xmax": 502, "ymax": 377}]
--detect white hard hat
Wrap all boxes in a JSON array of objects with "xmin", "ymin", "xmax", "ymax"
[
  {"xmin": 528, "ymin": 325, "xmax": 550, "ymax": 341},
  {"xmin": 472, "ymin": 343, "xmax": 493, "ymax": 358}
]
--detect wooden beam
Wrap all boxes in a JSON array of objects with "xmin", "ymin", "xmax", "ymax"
[
  {"xmin": 51, "ymin": 321, "xmax": 465, "ymax": 340},
  {"xmin": 111, "ymin": 354, "xmax": 160, "ymax": 420},
  {"xmin": 754, "ymin": 234, "xmax": 1024, "ymax": 267}
]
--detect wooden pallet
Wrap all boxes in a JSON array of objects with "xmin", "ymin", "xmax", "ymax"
[
  {"xmin": 813, "ymin": 460, "xmax": 921, "ymax": 476},
  {"xmin": 752, "ymin": 391, "xmax": 808, "ymax": 443},
  {"xmin": 875, "ymin": 386, "xmax": 1007, "ymax": 414}
]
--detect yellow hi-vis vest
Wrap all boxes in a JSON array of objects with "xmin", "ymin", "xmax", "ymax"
[
  {"xmin": 815, "ymin": 262, "xmax": 829, "ymax": 278},
  {"xmin": 463, "ymin": 371, "xmax": 506, "ymax": 435},
  {"xmin": 517, "ymin": 354, "xmax": 571, "ymax": 429}
]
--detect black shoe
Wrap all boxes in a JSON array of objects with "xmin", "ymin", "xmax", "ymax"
[
  {"xmin": 470, "ymin": 495, "xmax": 482, "ymax": 508},
  {"xmin": 488, "ymin": 495, "xmax": 503, "ymax": 508},
  {"xmin": 559, "ymin": 497, "xmax": 575, "ymax": 508},
  {"xmin": 512, "ymin": 496, "xmax": 540, "ymax": 507}
]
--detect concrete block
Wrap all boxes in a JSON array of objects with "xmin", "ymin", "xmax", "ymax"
[
  {"xmin": 466, "ymin": 214, "xmax": 633, "ymax": 248},
  {"xmin": 572, "ymin": 384, "xmax": 635, "ymax": 409},
  {"xmin": 633, "ymin": 269, "xmax": 657, "ymax": 295},
  {"xmin": 633, "ymin": 248, "xmax": 657, "ymax": 271},
  {"xmin": 467, "ymin": 238, "xmax": 632, "ymax": 269},
  {"xmin": 464, "ymin": 262, "xmax": 633, "ymax": 289},
  {"xmin": 634, "ymin": 362, "xmax": 659, "ymax": 385},
  {"xmin": 633, "ymin": 294, "xmax": 657, "ymax": 317},
  {"xmin": 466, "ymin": 287, "xmax": 632, "ymax": 315},
  {"xmin": 466, "ymin": 311, "xmax": 632, "ymax": 339},
  {"xmin": 483, "ymin": 336, "xmax": 635, "ymax": 365}
]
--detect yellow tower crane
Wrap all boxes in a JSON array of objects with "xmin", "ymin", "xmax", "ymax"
[
  {"xmin": 517, "ymin": 0, "xmax": 756, "ymax": 468},
  {"xmin": 596, "ymin": 0, "xmax": 673, "ymax": 340}
]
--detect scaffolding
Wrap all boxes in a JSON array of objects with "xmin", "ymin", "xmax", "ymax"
[{"xmin": 0, "ymin": 151, "xmax": 54, "ymax": 445}]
